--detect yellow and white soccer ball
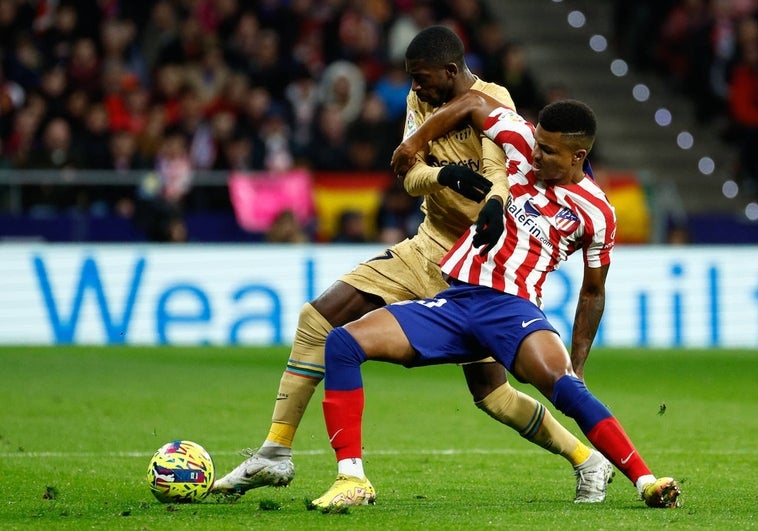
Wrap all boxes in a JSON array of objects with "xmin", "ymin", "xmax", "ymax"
[{"xmin": 147, "ymin": 440, "xmax": 215, "ymax": 503}]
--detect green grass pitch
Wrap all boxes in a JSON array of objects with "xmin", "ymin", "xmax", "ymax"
[{"xmin": 0, "ymin": 346, "xmax": 755, "ymax": 530}]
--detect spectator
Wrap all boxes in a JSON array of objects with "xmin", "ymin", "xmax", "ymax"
[
  {"xmin": 0, "ymin": 0, "xmax": 31, "ymax": 53},
  {"xmin": 91, "ymin": 129, "xmax": 148, "ymax": 217},
  {"xmin": 375, "ymin": 180, "xmax": 422, "ymax": 244},
  {"xmin": 332, "ymin": 209, "xmax": 367, "ymax": 243},
  {"xmin": 284, "ymin": 64, "xmax": 320, "ymax": 160},
  {"xmin": 489, "ymin": 40, "xmax": 545, "ymax": 122},
  {"xmin": 318, "ymin": 60, "xmax": 366, "ymax": 125},
  {"xmin": 265, "ymin": 209, "xmax": 310, "ymax": 243},
  {"xmin": 151, "ymin": 64, "xmax": 185, "ymax": 126},
  {"xmin": 655, "ymin": 0, "xmax": 710, "ymax": 92},
  {"xmin": 80, "ymin": 102, "xmax": 111, "ymax": 169},
  {"xmin": 156, "ymin": 14, "xmax": 204, "ymax": 67},
  {"xmin": 38, "ymin": 65, "xmax": 69, "ymax": 119},
  {"xmin": 259, "ymin": 104, "xmax": 295, "ymax": 172},
  {"xmin": 185, "ymin": 40, "xmax": 231, "ymax": 106},
  {"xmin": 5, "ymin": 33, "xmax": 44, "ymax": 91},
  {"xmin": 4, "ymin": 105, "xmax": 40, "ymax": 168},
  {"xmin": 139, "ymin": 1, "xmax": 179, "ymax": 72},
  {"xmin": 67, "ymin": 37, "xmax": 101, "ymax": 94},
  {"xmin": 136, "ymin": 104, "xmax": 168, "ymax": 163},
  {"xmin": 307, "ymin": 102, "xmax": 351, "ymax": 171},
  {"xmin": 346, "ymin": 92, "xmax": 395, "ymax": 171},
  {"xmin": 134, "ymin": 129, "xmax": 192, "ymax": 242},
  {"xmin": 246, "ymin": 28, "xmax": 292, "ymax": 101},
  {"xmin": 63, "ymin": 88, "xmax": 90, "ymax": 137},
  {"xmin": 206, "ymin": 70, "xmax": 250, "ymax": 119},
  {"xmin": 38, "ymin": 3, "xmax": 79, "ymax": 67},
  {"xmin": 23, "ymin": 117, "xmax": 81, "ymax": 213},
  {"xmin": 100, "ymin": 17, "xmax": 147, "ymax": 88},
  {"xmin": 728, "ymin": 15, "xmax": 758, "ymax": 195},
  {"xmin": 373, "ymin": 62, "xmax": 412, "ymax": 124},
  {"xmin": 0, "ymin": 62, "xmax": 25, "ymax": 129},
  {"xmin": 386, "ymin": 1, "xmax": 437, "ymax": 64},
  {"xmin": 215, "ymin": 130, "xmax": 258, "ymax": 171},
  {"xmin": 223, "ymin": 11, "xmax": 260, "ymax": 72}
]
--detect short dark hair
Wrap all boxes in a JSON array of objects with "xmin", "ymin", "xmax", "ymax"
[
  {"xmin": 538, "ymin": 99, "xmax": 597, "ymax": 137},
  {"xmin": 405, "ymin": 25, "xmax": 465, "ymax": 67}
]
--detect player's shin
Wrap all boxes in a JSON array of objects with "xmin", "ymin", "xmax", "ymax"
[
  {"xmin": 477, "ymin": 382, "xmax": 591, "ymax": 466},
  {"xmin": 323, "ymin": 327, "xmax": 369, "ymax": 472},
  {"xmin": 552, "ymin": 375, "xmax": 652, "ymax": 484},
  {"xmin": 323, "ymin": 389, "xmax": 365, "ymax": 466},
  {"xmin": 264, "ymin": 303, "xmax": 332, "ymax": 452}
]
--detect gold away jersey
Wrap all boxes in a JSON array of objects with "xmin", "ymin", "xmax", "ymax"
[
  {"xmin": 340, "ymin": 79, "xmax": 514, "ymax": 304},
  {"xmin": 402, "ymin": 78, "xmax": 514, "ymax": 263}
]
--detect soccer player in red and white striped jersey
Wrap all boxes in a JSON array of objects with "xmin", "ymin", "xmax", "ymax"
[
  {"xmin": 313, "ymin": 95, "xmax": 681, "ymax": 509},
  {"xmin": 440, "ymin": 99, "xmax": 616, "ymax": 309}
]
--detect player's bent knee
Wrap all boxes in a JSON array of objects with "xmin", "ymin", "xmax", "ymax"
[
  {"xmin": 463, "ymin": 361, "xmax": 507, "ymax": 401},
  {"xmin": 296, "ymin": 302, "xmax": 333, "ymax": 342}
]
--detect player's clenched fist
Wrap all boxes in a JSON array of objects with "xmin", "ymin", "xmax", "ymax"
[{"xmin": 437, "ymin": 165, "xmax": 492, "ymax": 202}]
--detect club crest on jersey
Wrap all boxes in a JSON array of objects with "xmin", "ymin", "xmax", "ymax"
[
  {"xmin": 554, "ymin": 207, "xmax": 580, "ymax": 232},
  {"xmin": 451, "ymin": 128, "xmax": 471, "ymax": 142}
]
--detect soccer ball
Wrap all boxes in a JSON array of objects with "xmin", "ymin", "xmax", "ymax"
[{"xmin": 147, "ymin": 440, "xmax": 215, "ymax": 503}]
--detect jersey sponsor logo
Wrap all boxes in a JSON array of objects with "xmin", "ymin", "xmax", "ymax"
[
  {"xmin": 521, "ymin": 317, "xmax": 543, "ymax": 328},
  {"xmin": 429, "ymin": 158, "xmax": 481, "ymax": 172},
  {"xmin": 506, "ymin": 196, "xmax": 554, "ymax": 249},
  {"xmin": 524, "ymin": 200, "xmax": 541, "ymax": 217}
]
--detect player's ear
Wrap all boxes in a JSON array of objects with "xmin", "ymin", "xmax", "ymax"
[
  {"xmin": 573, "ymin": 149, "xmax": 587, "ymax": 166},
  {"xmin": 445, "ymin": 62, "xmax": 459, "ymax": 78}
]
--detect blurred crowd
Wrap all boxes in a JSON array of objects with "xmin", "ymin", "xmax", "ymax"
[
  {"xmin": 612, "ymin": 0, "xmax": 758, "ymax": 194},
  {"xmin": 0, "ymin": 0, "xmax": 756, "ymax": 243},
  {"xmin": 0, "ymin": 0, "xmax": 536, "ymax": 242}
]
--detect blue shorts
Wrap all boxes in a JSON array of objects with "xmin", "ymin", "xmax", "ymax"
[{"xmin": 385, "ymin": 281, "xmax": 558, "ymax": 373}]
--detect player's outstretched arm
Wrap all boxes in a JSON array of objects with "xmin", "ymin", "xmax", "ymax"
[{"xmin": 391, "ymin": 91, "xmax": 505, "ymax": 175}]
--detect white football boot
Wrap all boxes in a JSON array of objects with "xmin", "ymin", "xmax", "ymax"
[
  {"xmin": 212, "ymin": 449, "xmax": 295, "ymax": 495},
  {"xmin": 573, "ymin": 450, "xmax": 615, "ymax": 503}
]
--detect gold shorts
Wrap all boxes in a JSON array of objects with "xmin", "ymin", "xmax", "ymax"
[
  {"xmin": 339, "ymin": 238, "xmax": 448, "ymax": 303},
  {"xmin": 340, "ymin": 237, "xmax": 496, "ymax": 364}
]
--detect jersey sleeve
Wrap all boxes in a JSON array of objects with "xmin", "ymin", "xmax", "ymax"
[
  {"xmin": 401, "ymin": 91, "xmax": 445, "ymax": 196},
  {"xmin": 582, "ymin": 203, "xmax": 616, "ymax": 268},
  {"xmin": 481, "ymin": 135, "xmax": 509, "ymax": 200},
  {"xmin": 482, "ymin": 107, "xmax": 535, "ymax": 173}
]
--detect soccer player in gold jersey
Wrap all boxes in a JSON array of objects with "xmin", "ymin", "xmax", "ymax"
[{"xmin": 213, "ymin": 25, "xmax": 613, "ymax": 503}]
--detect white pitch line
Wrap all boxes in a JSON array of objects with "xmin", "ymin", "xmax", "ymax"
[{"xmin": 0, "ymin": 448, "xmax": 753, "ymax": 459}]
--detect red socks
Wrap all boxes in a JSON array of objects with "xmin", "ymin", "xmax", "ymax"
[
  {"xmin": 323, "ymin": 388, "xmax": 364, "ymax": 461},
  {"xmin": 587, "ymin": 417, "xmax": 651, "ymax": 483}
]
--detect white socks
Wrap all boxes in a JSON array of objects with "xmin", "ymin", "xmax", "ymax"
[
  {"xmin": 337, "ymin": 458, "xmax": 365, "ymax": 478},
  {"xmin": 636, "ymin": 474, "xmax": 656, "ymax": 494}
]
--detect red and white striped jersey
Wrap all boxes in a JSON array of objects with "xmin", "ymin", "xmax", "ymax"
[{"xmin": 440, "ymin": 107, "xmax": 616, "ymax": 307}]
